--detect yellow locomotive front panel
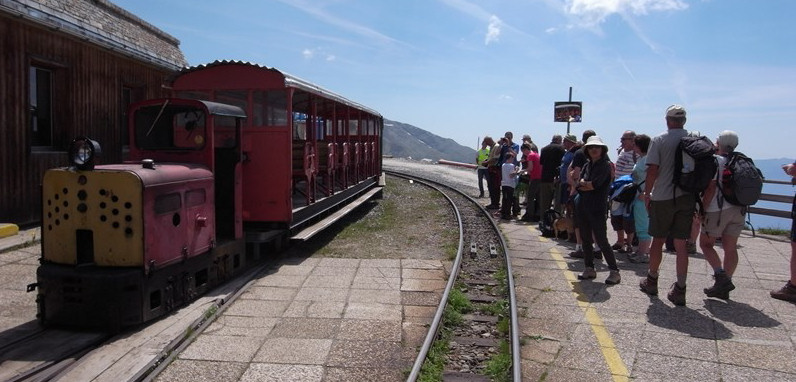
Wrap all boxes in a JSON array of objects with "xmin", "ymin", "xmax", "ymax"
[{"xmin": 42, "ymin": 168, "xmax": 144, "ymax": 267}]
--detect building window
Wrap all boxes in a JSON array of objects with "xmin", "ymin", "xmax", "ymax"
[{"xmin": 30, "ymin": 66, "xmax": 53, "ymax": 147}]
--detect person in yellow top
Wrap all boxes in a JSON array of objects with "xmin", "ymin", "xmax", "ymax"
[{"xmin": 476, "ymin": 138, "xmax": 491, "ymax": 198}]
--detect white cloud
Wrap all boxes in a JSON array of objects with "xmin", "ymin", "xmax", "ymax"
[
  {"xmin": 302, "ymin": 48, "xmax": 336, "ymax": 62},
  {"xmin": 485, "ymin": 15, "xmax": 502, "ymax": 45},
  {"xmin": 565, "ymin": 0, "xmax": 688, "ymax": 28}
]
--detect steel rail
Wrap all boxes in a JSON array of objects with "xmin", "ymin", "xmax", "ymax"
[{"xmin": 388, "ymin": 170, "xmax": 520, "ymax": 382}]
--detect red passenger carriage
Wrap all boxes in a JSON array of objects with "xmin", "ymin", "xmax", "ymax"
[{"xmin": 171, "ymin": 61, "xmax": 383, "ymax": 234}]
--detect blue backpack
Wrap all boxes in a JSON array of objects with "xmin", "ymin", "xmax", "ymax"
[{"xmin": 609, "ymin": 175, "xmax": 634, "ymax": 202}]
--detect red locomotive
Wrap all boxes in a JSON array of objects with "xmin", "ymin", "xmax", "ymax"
[{"xmin": 32, "ymin": 61, "xmax": 383, "ymax": 329}]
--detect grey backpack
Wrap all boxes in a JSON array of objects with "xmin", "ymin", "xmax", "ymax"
[{"xmin": 719, "ymin": 152, "xmax": 764, "ymax": 206}]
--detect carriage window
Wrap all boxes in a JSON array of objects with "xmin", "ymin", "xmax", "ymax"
[
  {"xmin": 293, "ymin": 112, "xmax": 307, "ymax": 140},
  {"xmin": 134, "ymin": 104, "xmax": 206, "ymax": 150},
  {"xmin": 173, "ymin": 111, "xmax": 206, "ymax": 148},
  {"xmin": 216, "ymin": 91, "xmax": 247, "ymax": 115},
  {"xmin": 253, "ymin": 91, "xmax": 287, "ymax": 127},
  {"xmin": 349, "ymin": 119, "xmax": 359, "ymax": 136}
]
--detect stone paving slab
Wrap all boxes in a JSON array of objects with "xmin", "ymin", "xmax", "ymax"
[
  {"xmin": 505, "ymin": 220, "xmax": 796, "ymax": 382},
  {"xmin": 152, "ymin": 257, "xmax": 446, "ymax": 381}
]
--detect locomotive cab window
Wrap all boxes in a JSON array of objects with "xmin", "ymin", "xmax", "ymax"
[{"xmin": 134, "ymin": 104, "xmax": 207, "ymax": 150}]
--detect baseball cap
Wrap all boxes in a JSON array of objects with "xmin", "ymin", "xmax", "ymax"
[{"xmin": 666, "ymin": 105, "xmax": 686, "ymax": 118}]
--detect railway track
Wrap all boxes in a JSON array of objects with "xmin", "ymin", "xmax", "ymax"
[
  {"xmin": 0, "ymin": 328, "xmax": 111, "ymax": 382},
  {"xmin": 386, "ymin": 170, "xmax": 521, "ymax": 381},
  {"xmin": 0, "ymin": 263, "xmax": 269, "ymax": 382}
]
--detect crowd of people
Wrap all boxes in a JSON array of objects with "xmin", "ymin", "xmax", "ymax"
[{"xmin": 475, "ymin": 104, "xmax": 796, "ymax": 305}]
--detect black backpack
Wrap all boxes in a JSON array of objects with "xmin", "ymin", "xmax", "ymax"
[
  {"xmin": 719, "ymin": 152, "xmax": 764, "ymax": 206},
  {"xmin": 673, "ymin": 134, "xmax": 717, "ymax": 194},
  {"xmin": 539, "ymin": 209, "xmax": 561, "ymax": 237}
]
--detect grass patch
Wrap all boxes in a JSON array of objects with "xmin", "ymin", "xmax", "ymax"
[
  {"xmin": 485, "ymin": 340, "xmax": 512, "ymax": 382},
  {"xmin": 334, "ymin": 199, "xmax": 397, "ymax": 240},
  {"xmin": 417, "ymin": 287, "xmax": 473, "ymax": 381},
  {"xmin": 448, "ymin": 285, "xmax": 473, "ymax": 315},
  {"xmin": 480, "ymin": 299, "xmax": 507, "ymax": 316},
  {"xmin": 757, "ymin": 227, "xmax": 789, "ymax": 236}
]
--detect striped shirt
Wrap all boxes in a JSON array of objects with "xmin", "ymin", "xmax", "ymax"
[{"xmin": 614, "ymin": 149, "xmax": 637, "ymax": 177}]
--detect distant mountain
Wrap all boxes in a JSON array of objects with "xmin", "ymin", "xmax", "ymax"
[{"xmin": 383, "ymin": 119, "xmax": 477, "ymax": 164}]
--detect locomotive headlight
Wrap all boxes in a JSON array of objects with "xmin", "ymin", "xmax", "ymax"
[{"xmin": 69, "ymin": 137, "xmax": 102, "ymax": 170}]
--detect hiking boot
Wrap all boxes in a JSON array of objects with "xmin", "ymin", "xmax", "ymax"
[
  {"xmin": 704, "ymin": 272, "xmax": 735, "ymax": 299},
  {"xmin": 628, "ymin": 252, "xmax": 649, "ymax": 264},
  {"xmin": 578, "ymin": 267, "xmax": 597, "ymax": 280},
  {"xmin": 686, "ymin": 241, "xmax": 697, "ymax": 254},
  {"xmin": 770, "ymin": 282, "xmax": 796, "ymax": 303},
  {"xmin": 605, "ymin": 270, "xmax": 621, "ymax": 285},
  {"xmin": 622, "ymin": 244, "xmax": 633, "ymax": 254},
  {"xmin": 569, "ymin": 249, "xmax": 584, "ymax": 258},
  {"xmin": 639, "ymin": 274, "xmax": 658, "ymax": 296},
  {"xmin": 667, "ymin": 283, "xmax": 687, "ymax": 306}
]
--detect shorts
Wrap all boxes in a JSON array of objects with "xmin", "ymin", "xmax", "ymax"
[
  {"xmin": 610, "ymin": 215, "xmax": 624, "ymax": 231},
  {"xmin": 791, "ymin": 195, "xmax": 796, "ymax": 243},
  {"xmin": 648, "ymin": 194, "xmax": 696, "ymax": 240},
  {"xmin": 623, "ymin": 214, "xmax": 636, "ymax": 234},
  {"xmin": 701, "ymin": 207, "xmax": 745, "ymax": 238}
]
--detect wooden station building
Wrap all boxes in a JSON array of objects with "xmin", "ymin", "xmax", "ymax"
[{"xmin": 0, "ymin": 0, "xmax": 186, "ymax": 225}]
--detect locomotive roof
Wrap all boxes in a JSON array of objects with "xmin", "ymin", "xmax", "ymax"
[
  {"xmin": 180, "ymin": 60, "xmax": 382, "ymax": 118},
  {"xmin": 197, "ymin": 100, "xmax": 247, "ymax": 118}
]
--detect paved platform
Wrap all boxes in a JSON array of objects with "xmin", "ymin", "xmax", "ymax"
[
  {"xmin": 2, "ymin": 159, "xmax": 795, "ymax": 381},
  {"xmin": 503, "ymin": 220, "xmax": 795, "ymax": 381},
  {"xmin": 153, "ymin": 257, "xmax": 448, "ymax": 382}
]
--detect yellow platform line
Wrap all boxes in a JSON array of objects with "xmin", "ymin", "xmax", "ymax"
[{"xmin": 534, "ymin": 227, "xmax": 629, "ymax": 381}]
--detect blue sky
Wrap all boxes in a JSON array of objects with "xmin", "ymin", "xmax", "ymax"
[{"xmin": 114, "ymin": 0, "xmax": 795, "ymax": 160}]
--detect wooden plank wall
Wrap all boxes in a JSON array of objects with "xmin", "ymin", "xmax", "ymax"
[{"xmin": 0, "ymin": 17, "xmax": 175, "ymax": 225}]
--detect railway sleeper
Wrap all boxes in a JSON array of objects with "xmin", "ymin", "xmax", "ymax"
[
  {"xmin": 451, "ymin": 336, "xmax": 500, "ymax": 348},
  {"xmin": 441, "ymin": 372, "xmax": 491, "ymax": 382},
  {"xmin": 462, "ymin": 313, "xmax": 499, "ymax": 323},
  {"xmin": 465, "ymin": 293, "xmax": 498, "ymax": 304},
  {"xmin": 465, "ymin": 278, "xmax": 498, "ymax": 287}
]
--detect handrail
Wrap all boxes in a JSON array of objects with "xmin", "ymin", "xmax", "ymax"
[{"xmin": 747, "ymin": 179, "xmax": 793, "ymax": 234}]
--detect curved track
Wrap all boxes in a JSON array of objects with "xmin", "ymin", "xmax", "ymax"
[{"xmin": 386, "ymin": 170, "xmax": 521, "ymax": 381}]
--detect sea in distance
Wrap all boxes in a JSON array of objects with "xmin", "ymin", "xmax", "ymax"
[{"xmin": 746, "ymin": 158, "xmax": 794, "ymax": 230}]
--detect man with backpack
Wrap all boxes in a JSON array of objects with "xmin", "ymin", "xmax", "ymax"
[
  {"xmin": 638, "ymin": 105, "xmax": 698, "ymax": 306},
  {"xmin": 698, "ymin": 131, "xmax": 748, "ymax": 299}
]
